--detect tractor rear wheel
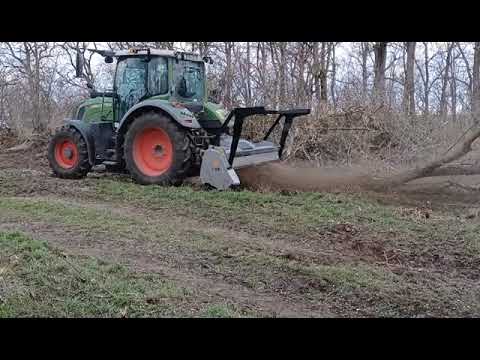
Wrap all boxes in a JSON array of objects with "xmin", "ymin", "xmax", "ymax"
[
  {"xmin": 124, "ymin": 112, "xmax": 192, "ymax": 185},
  {"xmin": 48, "ymin": 126, "xmax": 92, "ymax": 179}
]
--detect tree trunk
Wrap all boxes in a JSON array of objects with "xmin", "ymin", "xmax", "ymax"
[
  {"xmin": 361, "ymin": 43, "xmax": 369, "ymax": 99},
  {"xmin": 224, "ymin": 42, "xmax": 234, "ymax": 109},
  {"xmin": 0, "ymin": 85, "xmax": 4, "ymax": 127},
  {"xmin": 296, "ymin": 43, "xmax": 306, "ymax": 106},
  {"xmin": 278, "ymin": 42, "xmax": 287, "ymax": 107},
  {"xmin": 312, "ymin": 42, "xmax": 321, "ymax": 103},
  {"xmin": 373, "ymin": 42, "xmax": 387, "ymax": 102},
  {"xmin": 450, "ymin": 48, "xmax": 457, "ymax": 122},
  {"xmin": 245, "ymin": 42, "xmax": 252, "ymax": 106},
  {"xmin": 319, "ymin": 42, "xmax": 328, "ymax": 103},
  {"xmin": 259, "ymin": 43, "xmax": 268, "ymax": 105},
  {"xmin": 473, "ymin": 42, "xmax": 480, "ymax": 116},
  {"xmin": 403, "ymin": 42, "xmax": 416, "ymax": 116},
  {"xmin": 423, "ymin": 42, "xmax": 430, "ymax": 116},
  {"xmin": 428, "ymin": 163, "xmax": 480, "ymax": 177},
  {"xmin": 440, "ymin": 43, "xmax": 453, "ymax": 118},
  {"xmin": 330, "ymin": 43, "xmax": 337, "ymax": 109},
  {"xmin": 269, "ymin": 43, "xmax": 279, "ymax": 109},
  {"xmin": 33, "ymin": 43, "xmax": 43, "ymax": 133}
]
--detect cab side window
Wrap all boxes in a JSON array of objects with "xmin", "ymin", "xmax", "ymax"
[
  {"xmin": 148, "ymin": 57, "xmax": 168, "ymax": 95},
  {"xmin": 115, "ymin": 58, "xmax": 147, "ymax": 114}
]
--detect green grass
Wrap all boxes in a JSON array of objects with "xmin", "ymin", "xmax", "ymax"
[
  {"xmin": 201, "ymin": 304, "xmax": 239, "ymax": 318},
  {"xmin": 93, "ymin": 179, "xmax": 436, "ymax": 230},
  {"xmin": 94, "ymin": 179, "xmax": 480, "ymax": 259},
  {"xmin": 1, "ymin": 175, "xmax": 480, "ymax": 317},
  {"xmin": 0, "ymin": 231, "xmax": 212, "ymax": 318}
]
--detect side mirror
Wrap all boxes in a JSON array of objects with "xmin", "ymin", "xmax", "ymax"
[
  {"xmin": 90, "ymin": 90, "xmax": 101, "ymax": 98},
  {"xmin": 203, "ymin": 56, "xmax": 214, "ymax": 65},
  {"xmin": 105, "ymin": 56, "xmax": 114, "ymax": 64},
  {"xmin": 75, "ymin": 51, "xmax": 84, "ymax": 78}
]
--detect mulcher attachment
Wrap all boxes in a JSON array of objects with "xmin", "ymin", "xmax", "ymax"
[{"xmin": 200, "ymin": 107, "xmax": 310, "ymax": 189}]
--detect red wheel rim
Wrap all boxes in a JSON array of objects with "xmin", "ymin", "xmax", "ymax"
[
  {"xmin": 54, "ymin": 139, "xmax": 79, "ymax": 169},
  {"xmin": 133, "ymin": 127, "xmax": 173, "ymax": 177}
]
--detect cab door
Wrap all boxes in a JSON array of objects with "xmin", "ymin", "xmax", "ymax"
[{"xmin": 114, "ymin": 57, "xmax": 147, "ymax": 121}]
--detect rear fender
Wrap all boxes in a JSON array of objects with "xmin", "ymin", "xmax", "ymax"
[
  {"xmin": 64, "ymin": 120, "xmax": 96, "ymax": 165},
  {"xmin": 118, "ymin": 100, "xmax": 201, "ymax": 136}
]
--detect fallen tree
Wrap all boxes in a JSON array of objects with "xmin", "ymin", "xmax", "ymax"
[
  {"xmin": 429, "ymin": 162, "xmax": 480, "ymax": 177},
  {"xmin": 374, "ymin": 116, "xmax": 480, "ymax": 189}
]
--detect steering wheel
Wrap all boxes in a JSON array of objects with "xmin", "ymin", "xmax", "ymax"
[{"xmin": 177, "ymin": 77, "xmax": 195, "ymax": 98}]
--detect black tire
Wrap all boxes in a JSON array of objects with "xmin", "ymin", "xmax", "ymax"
[
  {"xmin": 124, "ymin": 111, "xmax": 192, "ymax": 185},
  {"xmin": 48, "ymin": 126, "xmax": 92, "ymax": 179}
]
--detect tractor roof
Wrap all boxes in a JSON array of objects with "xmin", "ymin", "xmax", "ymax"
[
  {"xmin": 115, "ymin": 48, "xmax": 203, "ymax": 62},
  {"xmin": 88, "ymin": 48, "xmax": 207, "ymax": 63}
]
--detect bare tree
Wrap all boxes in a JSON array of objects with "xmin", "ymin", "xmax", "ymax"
[
  {"xmin": 373, "ymin": 42, "xmax": 387, "ymax": 102},
  {"xmin": 361, "ymin": 42, "xmax": 370, "ymax": 97},
  {"xmin": 415, "ymin": 42, "xmax": 433, "ymax": 115},
  {"xmin": 312, "ymin": 42, "xmax": 321, "ymax": 103},
  {"xmin": 319, "ymin": 42, "xmax": 328, "ymax": 103},
  {"xmin": 473, "ymin": 42, "xmax": 480, "ymax": 115},
  {"xmin": 223, "ymin": 42, "xmax": 234, "ymax": 109},
  {"xmin": 270, "ymin": 42, "xmax": 288, "ymax": 108},
  {"xmin": 330, "ymin": 42, "xmax": 337, "ymax": 109},
  {"xmin": 2, "ymin": 42, "xmax": 56, "ymax": 132},
  {"xmin": 440, "ymin": 43, "xmax": 454, "ymax": 117},
  {"xmin": 58, "ymin": 42, "xmax": 97, "ymax": 89},
  {"xmin": 450, "ymin": 45, "xmax": 458, "ymax": 121},
  {"xmin": 245, "ymin": 42, "xmax": 252, "ymax": 106},
  {"xmin": 403, "ymin": 42, "xmax": 416, "ymax": 116},
  {"xmin": 189, "ymin": 42, "xmax": 212, "ymax": 57}
]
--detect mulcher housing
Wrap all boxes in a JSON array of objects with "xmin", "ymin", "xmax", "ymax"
[{"xmin": 48, "ymin": 48, "xmax": 310, "ymax": 189}]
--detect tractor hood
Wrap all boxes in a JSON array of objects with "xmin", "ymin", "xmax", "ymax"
[{"xmin": 202, "ymin": 102, "xmax": 229, "ymax": 124}]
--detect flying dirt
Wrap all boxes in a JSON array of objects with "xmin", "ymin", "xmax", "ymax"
[{"xmin": 237, "ymin": 162, "xmax": 375, "ymax": 193}]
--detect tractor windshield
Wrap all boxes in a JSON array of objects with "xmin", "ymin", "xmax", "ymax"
[{"xmin": 174, "ymin": 61, "xmax": 205, "ymax": 103}]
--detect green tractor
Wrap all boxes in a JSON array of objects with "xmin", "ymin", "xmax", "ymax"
[{"xmin": 47, "ymin": 48, "xmax": 310, "ymax": 190}]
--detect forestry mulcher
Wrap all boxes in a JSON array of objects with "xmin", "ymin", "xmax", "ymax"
[{"xmin": 48, "ymin": 48, "xmax": 310, "ymax": 189}]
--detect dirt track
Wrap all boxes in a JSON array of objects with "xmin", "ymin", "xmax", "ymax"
[{"xmin": 1, "ymin": 138, "xmax": 479, "ymax": 317}]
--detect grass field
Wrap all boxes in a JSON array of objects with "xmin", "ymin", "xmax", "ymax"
[{"xmin": 1, "ymin": 161, "xmax": 479, "ymax": 317}]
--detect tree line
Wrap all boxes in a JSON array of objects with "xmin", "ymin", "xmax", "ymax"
[{"xmin": 0, "ymin": 42, "xmax": 479, "ymax": 134}]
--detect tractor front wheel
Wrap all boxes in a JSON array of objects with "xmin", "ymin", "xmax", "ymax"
[
  {"xmin": 124, "ymin": 112, "xmax": 192, "ymax": 185},
  {"xmin": 47, "ymin": 126, "xmax": 92, "ymax": 179}
]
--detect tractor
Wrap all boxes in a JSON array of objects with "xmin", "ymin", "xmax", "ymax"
[{"xmin": 47, "ymin": 48, "xmax": 310, "ymax": 190}]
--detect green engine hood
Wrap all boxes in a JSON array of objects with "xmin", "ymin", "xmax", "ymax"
[{"xmin": 201, "ymin": 102, "xmax": 229, "ymax": 124}]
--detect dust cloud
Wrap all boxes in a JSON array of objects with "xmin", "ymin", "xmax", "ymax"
[{"xmin": 237, "ymin": 162, "xmax": 376, "ymax": 193}]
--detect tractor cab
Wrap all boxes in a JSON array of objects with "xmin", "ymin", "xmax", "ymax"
[
  {"xmin": 77, "ymin": 48, "xmax": 213, "ymax": 124},
  {"xmin": 112, "ymin": 49, "xmax": 208, "ymax": 120}
]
